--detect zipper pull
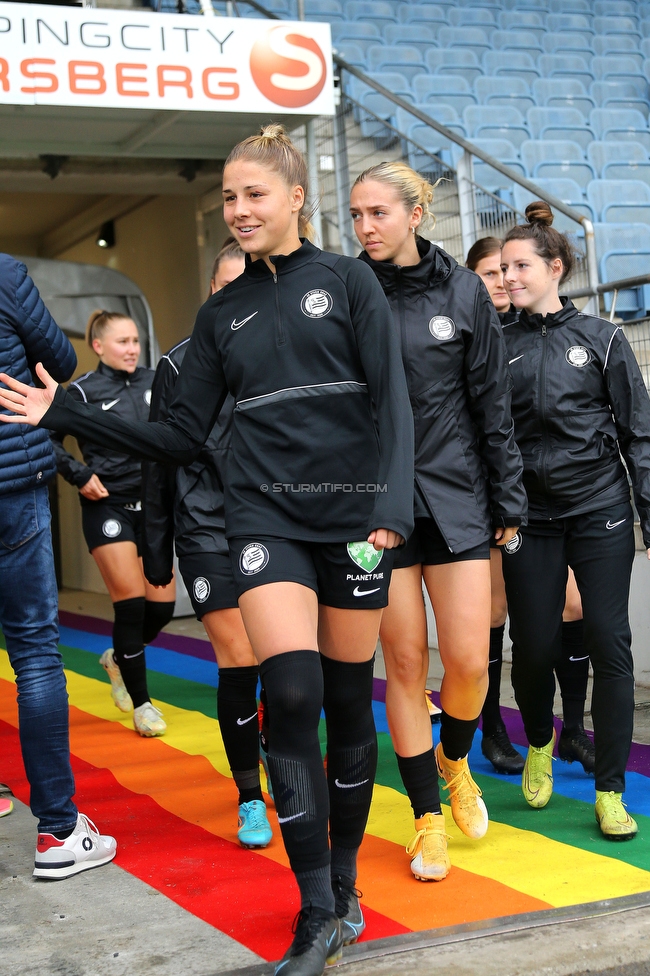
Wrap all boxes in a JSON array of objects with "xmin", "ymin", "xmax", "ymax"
[
  {"xmin": 273, "ymin": 273, "xmax": 277, "ymax": 283},
  {"xmin": 541, "ymin": 323, "xmax": 547, "ymax": 336}
]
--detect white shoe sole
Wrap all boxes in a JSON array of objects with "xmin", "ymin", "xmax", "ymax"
[{"xmin": 33, "ymin": 848, "xmax": 116, "ymax": 880}]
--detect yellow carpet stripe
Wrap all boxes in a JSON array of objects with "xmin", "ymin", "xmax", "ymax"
[{"xmin": 2, "ymin": 651, "xmax": 649, "ymax": 908}]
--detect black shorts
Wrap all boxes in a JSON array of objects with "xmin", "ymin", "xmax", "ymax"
[
  {"xmin": 393, "ymin": 517, "xmax": 490, "ymax": 569},
  {"xmin": 81, "ymin": 499, "xmax": 142, "ymax": 554},
  {"xmin": 179, "ymin": 551, "xmax": 239, "ymax": 618},
  {"xmin": 229, "ymin": 536, "xmax": 396, "ymax": 609}
]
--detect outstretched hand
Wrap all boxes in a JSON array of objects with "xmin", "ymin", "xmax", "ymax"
[{"xmin": 0, "ymin": 364, "xmax": 58, "ymax": 426}]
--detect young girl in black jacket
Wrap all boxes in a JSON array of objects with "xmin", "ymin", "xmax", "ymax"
[
  {"xmin": 467, "ymin": 236, "xmax": 594, "ymax": 778},
  {"xmin": 51, "ymin": 311, "xmax": 175, "ymax": 737},
  {"xmin": 1, "ymin": 126, "xmax": 414, "ymax": 976},
  {"xmin": 350, "ymin": 163, "xmax": 527, "ymax": 882},
  {"xmin": 499, "ymin": 201, "xmax": 650, "ymax": 839}
]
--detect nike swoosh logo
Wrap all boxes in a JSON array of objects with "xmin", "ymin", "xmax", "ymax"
[
  {"xmin": 123, "ymin": 651, "xmax": 144, "ymax": 660},
  {"xmin": 236, "ymin": 713, "xmax": 258, "ymax": 726},
  {"xmin": 606, "ymin": 519, "xmax": 626, "ymax": 530},
  {"xmin": 277, "ymin": 811, "xmax": 306, "ymax": 824},
  {"xmin": 101, "ymin": 399, "xmax": 120, "ymax": 411},
  {"xmin": 334, "ymin": 778, "xmax": 369, "ymax": 789},
  {"xmin": 488, "ymin": 659, "xmax": 499, "ymax": 665},
  {"xmin": 509, "ymin": 355, "xmax": 524, "ymax": 365},
  {"xmin": 569, "ymin": 655, "xmax": 589, "ymax": 662},
  {"xmin": 353, "ymin": 586, "xmax": 380, "ymax": 597},
  {"xmin": 231, "ymin": 312, "xmax": 258, "ymax": 331}
]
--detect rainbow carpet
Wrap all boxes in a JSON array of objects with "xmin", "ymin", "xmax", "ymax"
[{"xmin": 2, "ymin": 610, "xmax": 650, "ymax": 964}]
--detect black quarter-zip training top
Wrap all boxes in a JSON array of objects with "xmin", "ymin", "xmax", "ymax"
[
  {"xmin": 50, "ymin": 361, "xmax": 153, "ymax": 499},
  {"xmin": 43, "ymin": 241, "xmax": 415, "ymax": 544},
  {"xmin": 502, "ymin": 298, "xmax": 650, "ymax": 546},
  {"xmin": 360, "ymin": 239, "xmax": 527, "ymax": 553}
]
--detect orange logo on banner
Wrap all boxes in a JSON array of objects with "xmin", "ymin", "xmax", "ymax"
[{"xmin": 250, "ymin": 26, "xmax": 326, "ymax": 108}]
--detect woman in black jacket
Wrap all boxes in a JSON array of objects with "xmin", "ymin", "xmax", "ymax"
[
  {"xmin": 467, "ymin": 237, "xmax": 593, "ymax": 778},
  {"xmin": 499, "ymin": 202, "xmax": 650, "ymax": 839},
  {"xmin": 142, "ymin": 241, "xmax": 273, "ymax": 851},
  {"xmin": 1, "ymin": 125, "xmax": 414, "ymax": 976},
  {"xmin": 51, "ymin": 310, "xmax": 175, "ymax": 737},
  {"xmin": 350, "ymin": 163, "xmax": 526, "ymax": 882}
]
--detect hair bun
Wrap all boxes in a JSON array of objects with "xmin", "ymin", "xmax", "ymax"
[
  {"xmin": 525, "ymin": 201, "xmax": 554, "ymax": 226},
  {"xmin": 259, "ymin": 123, "xmax": 288, "ymax": 142}
]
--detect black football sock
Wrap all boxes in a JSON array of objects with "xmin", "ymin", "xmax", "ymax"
[
  {"xmin": 396, "ymin": 748, "xmax": 442, "ymax": 819},
  {"xmin": 217, "ymin": 666, "xmax": 262, "ymax": 804},
  {"xmin": 440, "ymin": 710, "xmax": 480, "ymax": 761},
  {"xmin": 481, "ymin": 624, "xmax": 506, "ymax": 736},
  {"xmin": 112, "ymin": 597, "xmax": 149, "ymax": 709},
  {"xmin": 142, "ymin": 600, "xmax": 175, "ymax": 645},
  {"xmin": 260, "ymin": 651, "xmax": 333, "ymax": 914},
  {"xmin": 259, "ymin": 682, "xmax": 270, "ymax": 754},
  {"xmin": 557, "ymin": 619, "xmax": 589, "ymax": 733}
]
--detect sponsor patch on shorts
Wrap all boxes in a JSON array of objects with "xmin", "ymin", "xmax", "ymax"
[
  {"xmin": 502, "ymin": 532, "xmax": 522, "ymax": 555},
  {"xmin": 346, "ymin": 541, "xmax": 383, "ymax": 573},
  {"xmin": 102, "ymin": 518, "xmax": 122, "ymax": 538},
  {"xmin": 193, "ymin": 577, "xmax": 211, "ymax": 603}
]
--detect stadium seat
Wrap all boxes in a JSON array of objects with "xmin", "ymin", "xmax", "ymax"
[
  {"xmin": 463, "ymin": 105, "xmax": 529, "ymax": 149},
  {"xmin": 533, "ymin": 79, "xmax": 595, "ymax": 118},
  {"xmin": 413, "ymin": 75, "xmax": 478, "ymax": 115},
  {"xmin": 587, "ymin": 180, "xmax": 650, "ymax": 225},
  {"xmin": 302, "ymin": 0, "xmax": 344, "ymax": 20},
  {"xmin": 397, "ymin": 5, "xmax": 449, "ymax": 27},
  {"xmin": 520, "ymin": 140, "xmax": 596, "ymax": 188},
  {"xmin": 475, "ymin": 77, "xmax": 535, "ymax": 115},
  {"xmin": 548, "ymin": 0, "xmax": 591, "ymax": 10},
  {"xmin": 397, "ymin": 103, "xmax": 462, "ymax": 141},
  {"xmin": 593, "ymin": 17, "xmax": 641, "ymax": 38},
  {"xmin": 490, "ymin": 31, "xmax": 543, "ymax": 55},
  {"xmin": 425, "ymin": 49, "xmax": 482, "ymax": 84},
  {"xmin": 546, "ymin": 14, "xmax": 594, "ymax": 34},
  {"xmin": 541, "ymin": 33, "xmax": 594, "ymax": 57},
  {"xmin": 537, "ymin": 55, "xmax": 595, "ymax": 86},
  {"xmin": 367, "ymin": 45, "xmax": 425, "ymax": 82},
  {"xmin": 587, "ymin": 141, "xmax": 650, "ymax": 185},
  {"xmin": 483, "ymin": 51, "xmax": 541, "ymax": 87},
  {"xmin": 498, "ymin": 11, "xmax": 545, "ymax": 38},
  {"xmin": 438, "ymin": 27, "xmax": 492, "ymax": 58},
  {"xmin": 465, "ymin": 138, "xmax": 527, "ymax": 190},
  {"xmin": 330, "ymin": 22, "xmax": 383, "ymax": 54},
  {"xmin": 456, "ymin": 0, "xmax": 500, "ymax": 8},
  {"xmin": 383, "ymin": 24, "xmax": 440, "ymax": 55},
  {"xmin": 334, "ymin": 42, "xmax": 366, "ymax": 68},
  {"xmin": 592, "ymin": 35, "xmax": 644, "ymax": 64},
  {"xmin": 345, "ymin": 2, "xmax": 398, "ymax": 24},
  {"xmin": 503, "ymin": 0, "xmax": 548, "ymax": 10},
  {"xmin": 448, "ymin": 7, "xmax": 497, "ymax": 29},
  {"xmin": 591, "ymin": 57, "xmax": 648, "ymax": 96},
  {"xmin": 595, "ymin": 223, "xmax": 650, "ymax": 316},
  {"xmin": 527, "ymin": 107, "xmax": 595, "ymax": 151},
  {"xmin": 590, "ymin": 81, "xmax": 649, "ymax": 117},
  {"xmin": 594, "ymin": 1, "xmax": 637, "ymax": 14},
  {"xmin": 590, "ymin": 109, "xmax": 650, "ymax": 151},
  {"xmin": 407, "ymin": 119, "xmax": 467, "ymax": 172},
  {"xmin": 643, "ymin": 39, "xmax": 650, "ymax": 59},
  {"xmin": 514, "ymin": 179, "xmax": 595, "ymax": 228},
  {"xmin": 359, "ymin": 72, "xmax": 414, "ymax": 142}
]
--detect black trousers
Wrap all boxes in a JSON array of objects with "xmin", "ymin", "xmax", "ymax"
[{"xmin": 501, "ymin": 502, "xmax": 635, "ymax": 793}]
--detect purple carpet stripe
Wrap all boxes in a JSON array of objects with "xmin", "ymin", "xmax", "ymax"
[
  {"xmin": 58, "ymin": 610, "xmax": 216, "ymax": 663},
  {"xmin": 373, "ymin": 677, "xmax": 387, "ymax": 704}
]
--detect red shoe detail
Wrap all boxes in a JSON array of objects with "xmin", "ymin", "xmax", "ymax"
[{"xmin": 37, "ymin": 833, "xmax": 66, "ymax": 851}]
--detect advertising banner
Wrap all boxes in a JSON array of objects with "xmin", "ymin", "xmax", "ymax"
[{"xmin": 0, "ymin": 2, "xmax": 334, "ymax": 115}]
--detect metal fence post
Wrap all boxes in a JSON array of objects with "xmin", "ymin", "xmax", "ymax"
[
  {"xmin": 299, "ymin": 0, "xmax": 323, "ymax": 246},
  {"xmin": 582, "ymin": 219, "xmax": 600, "ymax": 317},
  {"xmin": 333, "ymin": 95, "xmax": 355, "ymax": 256},
  {"xmin": 457, "ymin": 151, "xmax": 477, "ymax": 259}
]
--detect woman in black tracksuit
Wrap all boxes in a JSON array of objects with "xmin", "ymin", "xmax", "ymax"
[
  {"xmin": 499, "ymin": 201, "xmax": 650, "ymax": 839},
  {"xmin": 467, "ymin": 236, "xmax": 594, "ymax": 778},
  {"xmin": 51, "ymin": 310, "xmax": 175, "ymax": 737},
  {"xmin": 142, "ymin": 241, "xmax": 273, "ymax": 851},
  {"xmin": 2, "ymin": 126, "xmax": 414, "ymax": 976},
  {"xmin": 350, "ymin": 162, "xmax": 527, "ymax": 882}
]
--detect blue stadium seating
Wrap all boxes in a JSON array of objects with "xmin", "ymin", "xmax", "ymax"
[
  {"xmin": 413, "ymin": 75, "xmax": 478, "ymax": 115},
  {"xmin": 592, "ymin": 56, "xmax": 648, "ymax": 96},
  {"xmin": 541, "ymin": 32, "xmax": 594, "ymax": 56},
  {"xmin": 520, "ymin": 140, "xmax": 596, "ymax": 187},
  {"xmin": 587, "ymin": 142, "xmax": 650, "ymax": 185},
  {"xmin": 475, "ymin": 77, "xmax": 535, "ymax": 114},
  {"xmin": 537, "ymin": 55, "xmax": 595, "ymax": 86},
  {"xmin": 438, "ymin": 27, "xmax": 493, "ymax": 57},
  {"xmin": 591, "ymin": 81, "xmax": 649, "ymax": 116},
  {"xmin": 330, "ymin": 22, "xmax": 383, "ymax": 53},
  {"xmin": 587, "ymin": 180, "xmax": 650, "ymax": 224},
  {"xmin": 533, "ymin": 79, "xmax": 595, "ymax": 117},
  {"xmin": 345, "ymin": 1, "xmax": 397, "ymax": 24},
  {"xmin": 491, "ymin": 30, "xmax": 543, "ymax": 54},
  {"xmin": 408, "ymin": 118, "xmax": 467, "ymax": 171},
  {"xmin": 463, "ymin": 138, "xmax": 527, "ymax": 190},
  {"xmin": 397, "ymin": 5, "xmax": 449, "ymax": 26},
  {"xmin": 464, "ymin": 105, "xmax": 530, "ymax": 148},
  {"xmin": 548, "ymin": 0, "xmax": 591, "ymax": 10},
  {"xmin": 334, "ymin": 42, "xmax": 366, "ymax": 68},
  {"xmin": 303, "ymin": 0, "xmax": 345, "ymax": 20},
  {"xmin": 498, "ymin": 11, "xmax": 545, "ymax": 36},
  {"xmin": 593, "ymin": 35, "xmax": 644, "ymax": 62},
  {"xmin": 547, "ymin": 14, "xmax": 594, "ymax": 34},
  {"xmin": 590, "ymin": 109, "xmax": 650, "ymax": 150},
  {"xmin": 594, "ymin": 1, "xmax": 637, "ymax": 14},
  {"xmin": 483, "ymin": 51, "xmax": 541, "ymax": 86},
  {"xmin": 595, "ymin": 223, "xmax": 650, "ymax": 315},
  {"xmin": 527, "ymin": 107, "xmax": 595, "ymax": 150},
  {"xmin": 367, "ymin": 45, "xmax": 424, "ymax": 82},
  {"xmin": 593, "ymin": 16, "xmax": 641, "ymax": 37},
  {"xmin": 514, "ymin": 179, "xmax": 595, "ymax": 227},
  {"xmin": 425, "ymin": 49, "xmax": 483, "ymax": 83},
  {"xmin": 448, "ymin": 7, "xmax": 497, "ymax": 28},
  {"xmin": 383, "ymin": 24, "xmax": 439, "ymax": 55}
]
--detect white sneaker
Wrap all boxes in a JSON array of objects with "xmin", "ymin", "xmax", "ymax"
[
  {"xmin": 99, "ymin": 648, "xmax": 133, "ymax": 713},
  {"xmin": 33, "ymin": 813, "xmax": 117, "ymax": 880},
  {"xmin": 133, "ymin": 701, "xmax": 166, "ymax": 737}
]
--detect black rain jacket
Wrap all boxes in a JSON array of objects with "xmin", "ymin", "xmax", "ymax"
[
  {"xmin": 43, "ymin": 241, "xmax": 415, "ymax": 544},
  {"xmin": 142, "ymin": 338, "xmax": 232, "ymax": 587},
  {"xmin": 502, "ymin": 298, "xmax": 650, "ymax": 546},
  {"xmin": 50, "ymin": 361, "xmax": 154, "ymax": 499},
  {"xmin": 360, "ymin": 239, "xmax": 527, "ymax": 553}
]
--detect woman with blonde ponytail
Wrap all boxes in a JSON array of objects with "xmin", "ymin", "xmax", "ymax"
[
  {"xmin": 499, "ymin": 202, "xmax": 650, "ymax": 839},
  {"xmin": 50, "ymin": 310, "xmax": 175, "ymax": 738},
  {"xmin": 350, "ymin": 161, "xmax": 526, "ymax": 882},
  {"xmin": 1, "ymin": 124, "xmax": 414, "ymax": 976}
]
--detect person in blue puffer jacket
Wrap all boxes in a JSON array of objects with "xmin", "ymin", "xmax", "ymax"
[{"xmin": 0, "ymin": 253, "xmax": 117, "ymax": 879}]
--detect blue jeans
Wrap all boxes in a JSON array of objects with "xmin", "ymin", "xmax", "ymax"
[{"xmin": 0, "ymin": 486, "xmax": 77, "ymax": 832}]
